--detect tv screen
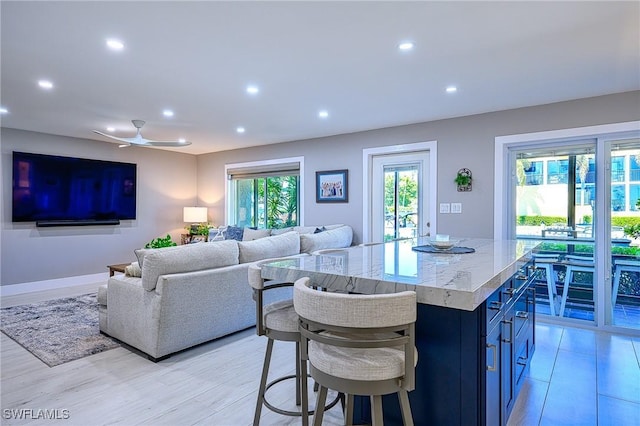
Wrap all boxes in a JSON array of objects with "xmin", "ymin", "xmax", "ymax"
[{"xmin": 12, "ymin": 151, "xmax": 137, "ymax": 223}]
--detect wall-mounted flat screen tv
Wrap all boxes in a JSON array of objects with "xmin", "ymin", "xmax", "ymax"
[{"xmin": 12, "ymin": 151, "xmax": 137, "ymax": 224}]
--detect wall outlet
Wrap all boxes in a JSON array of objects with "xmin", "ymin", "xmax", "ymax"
[
  {"xmin": 451, "ymin": 202, "xmax": 462, "ymax": 213},
  {"xmin": 439, "ymin": 203, "xmax": 450, "ymax": 214}
]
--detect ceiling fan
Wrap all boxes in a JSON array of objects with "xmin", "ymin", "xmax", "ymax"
[{"xmin": 93, "ymin": 120, "xmax": 191, "ymax": 147}]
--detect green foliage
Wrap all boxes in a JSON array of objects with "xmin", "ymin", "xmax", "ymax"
[
  {"xmin": 613, "ymin": 216, "xmax": 640, "ymax": 227},
  {"xmin": 536, "ymin": 242, "xmax": 640, "ymax": 256},
  {"xmin": 384, "ymin": 172, "xmax": 418, "ymax": 217},
  {"xmin": 454, "ymin": 173, "xmax": 471, "ymax": 186},
  {"xmin": 623, "ymin": 224, "xmax": 640, "ymax": 239},
  {"xmin": 517, "ymin": 216, "xmax": 567, "ymax": 226},
  {"xmin": 582, "ymin": 215, "xmax": 592, "ymax": 224},
  {"xmin": 186, "ymin": 223, "xmax": 211, "ymax": 236},
  {"xmin": 255, "ymin": 175, "xmax": 298, "ymax": 229},
  {"xmin": 144, "ymin": 234, "xmax": 177, "ymax": 249}
]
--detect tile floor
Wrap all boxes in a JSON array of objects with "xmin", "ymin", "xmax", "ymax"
[{"xmin": 508, "ymin": 323, "xmax": 640, "ymax": 426}]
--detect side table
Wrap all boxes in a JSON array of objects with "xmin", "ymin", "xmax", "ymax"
[{"xmin": 107, "ymin": 263, "xmax": 129, "ymax": 277}]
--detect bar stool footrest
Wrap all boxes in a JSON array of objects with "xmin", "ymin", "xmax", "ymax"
[{"xmin": 262, "ymin": 374, "xmax": 341, "ymax": 417}]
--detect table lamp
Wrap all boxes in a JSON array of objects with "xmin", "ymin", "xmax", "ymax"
[{"xmin": 183, "ymin": 207, "xmax": 208, "ymax": 233}]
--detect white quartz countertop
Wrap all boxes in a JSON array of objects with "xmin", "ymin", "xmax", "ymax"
[{"xmin": 261, "ymin": 237, "xmax": 540, "ymax": 311}]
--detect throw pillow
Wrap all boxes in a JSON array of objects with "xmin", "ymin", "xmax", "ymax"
[
  {"xmin": 314, "ymin": 226, "xmax": 327, "ymax": 234},
  {"xmin": 225, "ymin": 225, "xmax": 244, "ymax": 241},
  {"xmin": 243, "ymin": 227, "xmax": 272, "ymax": 241},
  {"xmin": 125, "ymin": 262, "xmax": 142, "ymax": 277}
]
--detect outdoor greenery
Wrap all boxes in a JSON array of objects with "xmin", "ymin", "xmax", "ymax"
[
  {"xmin": 384, "ymin": 173, "xmax": 417, "ymax": 217},
  {"xmin": 235, "ymin": 175, "xmax": 298, "ymax": 229},
  {"xmin": 517, "ymin": 216, "xmax": 567, "ymax": 226},
  {"xmin": 261, "ymin": 175, "xmax": 298, "ymax": 229},
  {"xmin": 144, "ymin": 234, "xmax": 177, "ymax": 249}
]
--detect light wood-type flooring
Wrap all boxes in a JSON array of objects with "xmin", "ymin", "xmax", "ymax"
[{"xmin": 1, "ymin": 280, "xmax": 639, "ymax": 425}]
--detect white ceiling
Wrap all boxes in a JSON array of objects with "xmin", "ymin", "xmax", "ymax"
[{"xmin": 1, "ymin": 1, "xmax": 639, "ymax": 155}]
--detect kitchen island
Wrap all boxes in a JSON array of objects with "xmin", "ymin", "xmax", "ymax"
[{"xmin": 261, "ymin": 237, "xmax": 541, "ymax": 426}]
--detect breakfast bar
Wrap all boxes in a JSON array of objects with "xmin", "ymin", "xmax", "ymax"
[{"xmin": 261, "ymin": 237, "xmax": 541, "ymax": 426}]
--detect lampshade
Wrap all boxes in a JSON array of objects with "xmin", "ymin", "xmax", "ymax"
[{"xmin": 183, "ymin": 207, "xmax": 207, "ymax": 223}]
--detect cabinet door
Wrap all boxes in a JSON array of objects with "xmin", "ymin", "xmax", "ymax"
[
  {"xmin": 502, "ymin": 307, "xmax": 515, "ymax": 422},
  {"xmin": 486, "ymin": 323, "xmax": 502, "ymax": 426}
]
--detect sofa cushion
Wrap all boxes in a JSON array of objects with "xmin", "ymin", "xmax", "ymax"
[
  {"xmin": 243, "ymin": 227, "xmax": 272, "ymax": 241},
  {"xmin": 271, "ymin": 226, "xmax": 295, "ymax": 235},
  {"xmin": 300, "ymin": 225, "xmax": 353, "ymax": 254},
  {"xmin": 238, "ymin": 231, "xmax": 300, "ymax": 263},
  {"xmin": 141, "ymin": 240, "xmax": 240, "ymax": 291}
]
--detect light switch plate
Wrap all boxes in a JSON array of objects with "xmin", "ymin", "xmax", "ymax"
[
  {"xmin": 439, "ymin": 203, "xmax": 450, "ymax": 214},
  {"xmin": 451, "ymin": 202, "xmax": 462, "ymax": 214}
]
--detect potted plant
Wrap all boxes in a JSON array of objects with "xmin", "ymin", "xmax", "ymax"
[
  {"xmin": 454, "ymin": 173, "xmax": 472, "ymax": 186},
  {"xmin": 144, "ymin": 234, "xmax": 177, "ymax": 249}
]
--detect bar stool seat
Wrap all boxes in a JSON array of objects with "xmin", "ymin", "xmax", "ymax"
[
  {"xmin": 559, "ymin": 255, "xmax": 594, "ymax": 317},
  {"xmin": 612, "ymin": 259, "xmax": 640, "ymax": 309}
]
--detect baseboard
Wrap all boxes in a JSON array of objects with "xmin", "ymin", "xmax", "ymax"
[{"xmin": 0, "ymin": 273, "xmax": 108, "ymax": 297}]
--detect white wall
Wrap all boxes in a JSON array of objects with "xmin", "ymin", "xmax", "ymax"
[
  {"xmin": 3, "ymin": 91, "xmax": 638, "ymax": 286},
  {"xmin": 1, "ymin": 128, "xmax": 197, "ymax": 286},
  {"xmin": 198, "ymin": 91, "xmax": 640, "ymax": 242}
]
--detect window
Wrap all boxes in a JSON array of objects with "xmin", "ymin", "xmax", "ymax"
[
  {"xmin": 631, "ymin": 155, "xmax": 640, "ymax": 181},
  {"xmin": 226, "ymin": 158, "xmax": 302, "ymax": 229},
  {"xmin": 547, "ymin": 159, "xmax": 569, "ymax": 184},
  {"xmin": 523, "ymin": 160, "xmax": 543, "ymax": 185},
  {"xmin": 611, "ymin": 156, "xmax": 625, "ymax": 182}
]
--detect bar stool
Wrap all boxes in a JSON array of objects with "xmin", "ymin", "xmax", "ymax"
[
  {"xmin": 612, "ymin": 259, "xmax": 640, "ymax": 308},
  {"xmin": 533, "ymin": 253, "xmax": 561, "ymax": 316},
  {"xmin": 294, "ymin": 277, "xmax": 418, "ymax": 426},
  {"xmin": 248, "ymin": 260, "xmax": 339, "ymax": 426},
  {"xmin": 559, "ymin": 255, "xmax": 594, "ymax": 317}
]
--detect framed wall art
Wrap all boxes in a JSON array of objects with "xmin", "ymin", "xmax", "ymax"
[{"xmin": 316, "ymin": 169, "xmax": 348, "ymax": 203}]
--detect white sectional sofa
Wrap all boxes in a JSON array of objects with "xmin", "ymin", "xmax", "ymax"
[{"xmin": 98, "ymin": 225, "xmax": 353, "ymax": 361}]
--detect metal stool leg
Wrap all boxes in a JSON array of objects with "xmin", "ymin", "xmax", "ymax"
[
  {"xmin": 254, "ymin": 338, "xmax": 274, "ymax": 426},
  {"xmin": 313, "ymin": 386, "xmax": 328, "ymax": 426},
  {"xmin": 370, "ymin": 395, "xmax": 384, "ymax": 426},
  {"xmin": 559, "ymin": 266, "xmax": 572, "ymax": 317},
  {"xmin": 543, "ymin": 264, "xmax": 557, "ymax": 316},
  {"xmin": 612, "ymin": 266, "xmax": 622, "ymax": 309}
]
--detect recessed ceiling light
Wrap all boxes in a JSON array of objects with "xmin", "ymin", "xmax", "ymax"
[
  {"xmin": 38, "ymin": 80, "xmax": 53, "ymax": 89},
  {"xmin": 106, "ymin": 126, "xmax": 115, "ymax": 132},
  {"xmin": 398, "ymin": 41, "xmax": 415, "ymax": 51},
  {"xmin": 318, "ymin": 110, "xmax": 329, "ymax": 119},
  {"xmin": 178, "ymin": 138, "xmax": 186, "ymax": 143},
  {"xmin": 246, "ymin": 85, "xmax": 259, "ymax": 95},
  {"xmin": 236, "ymin": 127, "xmax": 246, "ymax": 134},
  {"xmin": 163, "ymin": 110, "xmax": 174, "ymax": 117},
  {"xmin": 0, "ymin": 107, "xmax": 8, "ymax": 114},
  {"xmin": 106, "ymin": 39, "xmax": 124, "ymax": 50},
  {"xmin": 446, "ymin": 86, "xmax": 458, "ymax": 93}
]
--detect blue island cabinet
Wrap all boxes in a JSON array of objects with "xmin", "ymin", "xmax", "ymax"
[{"xmin": 353, "ymin": 273, "xmax": 536, "ymax": 426}]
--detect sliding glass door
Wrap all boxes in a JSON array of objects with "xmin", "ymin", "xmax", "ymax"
[{"xmin": 511, "ymin": 139, "xmax": 640, "ymax": 330}]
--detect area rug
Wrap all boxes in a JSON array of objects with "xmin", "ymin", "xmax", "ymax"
[{"xmin": 0, "ymin": 293, "xmax": 120, "ymax": 367}]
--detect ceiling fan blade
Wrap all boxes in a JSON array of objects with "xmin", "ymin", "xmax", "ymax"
[
  {"xmin": 92, "ymin": 130, "xmax": 134, "ymax": 145},
  {"xmin": 146, "ymin": 140, "xmax": 192, "ymax": 147}
]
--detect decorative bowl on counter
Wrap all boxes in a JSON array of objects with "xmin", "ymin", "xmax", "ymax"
[{"xmin": 428, "ymin": 239, "xmax": 457, "ymax": 250}]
